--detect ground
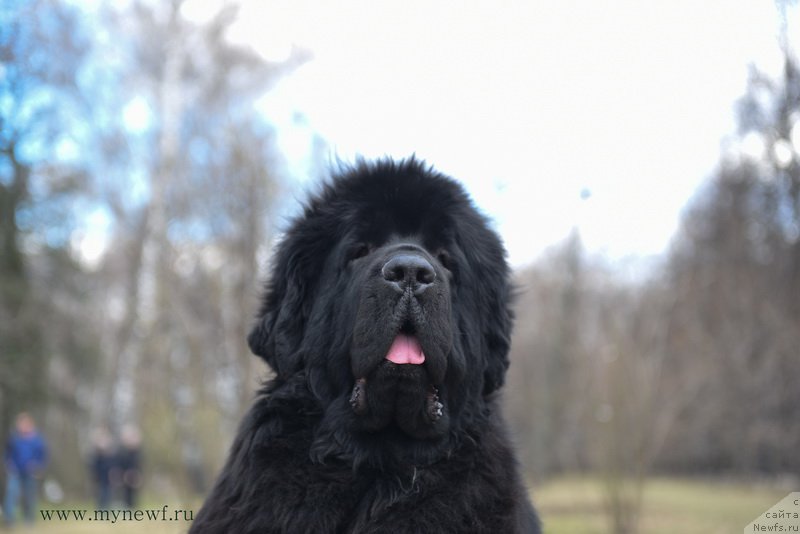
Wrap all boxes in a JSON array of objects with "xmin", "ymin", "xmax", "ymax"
[
  {"xmin": 23, "ymin": 476, "xmax": 789, "ymax": 534},
  {"xmin": 535, "ymin": 476, "xmax": 788, "ymax": 534}
]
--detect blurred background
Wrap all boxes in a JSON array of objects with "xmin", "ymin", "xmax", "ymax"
[{"xmin": 1, "ymin": 1, "xmax": 799, "ymax": 533}]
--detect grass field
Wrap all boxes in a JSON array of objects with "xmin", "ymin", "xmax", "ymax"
[
  {"xmin": 18, "ymin": 476, "xmax": 791, "ymax": 534},
  {"xmin": 534, "ymin": 476, "xmax": 790, "ymax": 534}
]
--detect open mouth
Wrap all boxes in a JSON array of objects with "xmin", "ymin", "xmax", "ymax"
[
  {"xmin": 349, "ymin": 332, "xmax": 445, "ymax": 434},
  {"xmin": 384, "ymin": 334, "xmax": 425, "ymax": 365}
]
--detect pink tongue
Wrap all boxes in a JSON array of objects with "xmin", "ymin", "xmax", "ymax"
[{"xmin": 385, "ymin": 334, "xmax": 425, "ymax": 365}]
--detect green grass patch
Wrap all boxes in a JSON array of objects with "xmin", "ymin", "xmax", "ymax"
[{"xmin": 533, "ymin": 475, "xmax": 790, "ymax": 534}]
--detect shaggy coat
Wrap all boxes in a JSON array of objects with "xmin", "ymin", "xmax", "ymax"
[{"xmin": 190, "ymin": 159, "xmax": 540, "ymax": 533}]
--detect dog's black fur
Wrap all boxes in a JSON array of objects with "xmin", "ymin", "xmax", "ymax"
[{"xmin": 190, "ymin": 159, "xmax": 540, "ymax": 533}]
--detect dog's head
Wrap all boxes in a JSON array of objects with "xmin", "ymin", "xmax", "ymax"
[{"xmin": 248, "ymin": 159, "xmax": 513, "ymax": 465}]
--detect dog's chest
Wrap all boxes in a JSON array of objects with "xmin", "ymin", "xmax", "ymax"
[{"xmin": 270, "ymin": 463, "xmax": 429, "ymax": 533}]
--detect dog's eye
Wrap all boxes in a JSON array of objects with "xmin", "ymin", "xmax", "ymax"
[
  {"xmin": 437, "ymin": 250, "xmax": 453, "ymax": 271},
  {"xmin": 348, "ymin": 243, "xmax": 372, "ymax": 262}
]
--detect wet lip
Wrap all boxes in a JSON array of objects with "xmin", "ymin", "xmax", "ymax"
[{"xmin": 384, "ymin": 334, "xmax": 425, "ymax": 365}]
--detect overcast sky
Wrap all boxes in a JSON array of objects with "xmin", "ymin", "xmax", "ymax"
[{"xmin": 187, "ymin": 1, "xmax": 798, "ymax": 269}]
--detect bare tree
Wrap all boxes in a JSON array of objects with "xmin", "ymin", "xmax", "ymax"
[{"xmin": 83, "ymin": 0, "xmax": 308, "ymax": 493}]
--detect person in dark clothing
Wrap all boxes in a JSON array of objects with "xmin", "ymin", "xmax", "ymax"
[
  {"xmin": 3, "ymin": 413, "xmax": 47, "ymax": 526},
  {"xmin": 89, "ymin": 427, "xmax": 114, "ymax": 510},
  {"xmin": 116, "ymin": 424, "xmax": 142, "ymax": 509}
]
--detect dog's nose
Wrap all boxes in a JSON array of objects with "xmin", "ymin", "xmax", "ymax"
[{"xmin": 382, "ymin": 254, "xmax": 436, "ymax": 293}]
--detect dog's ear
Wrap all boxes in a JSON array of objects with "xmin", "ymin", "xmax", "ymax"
[
  {"xmin": 248, "ymin": 225, "xmax": 326, "ymax": 379},
  {"xmin": 481, "ymin": 278, "xmax": 512, "ymax": 396},
  {"xmin": 460, "ymin": 220, "xmax": 513, "ymax": 396}
]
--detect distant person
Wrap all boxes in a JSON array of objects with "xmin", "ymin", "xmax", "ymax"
[
  {"xmin": 116, "ymin": 425, "xmax": 142, "ymax": 509},
  {"xmin": 3, "ymin": 412, "xmax": 48, "ymax": 527},
  {"xmin": 89, "ymin": 427, "xmax": 114, "ymax": 510}
]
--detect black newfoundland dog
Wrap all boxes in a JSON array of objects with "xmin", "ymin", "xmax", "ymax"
[{"xmin": 190, "ymin": 159, "xmax": 540, "ymax": 533}]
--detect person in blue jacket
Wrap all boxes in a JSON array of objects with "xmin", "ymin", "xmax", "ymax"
[{"xmin": 3, "ymin": 412, "xmax": 48, "ymax": 526}]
